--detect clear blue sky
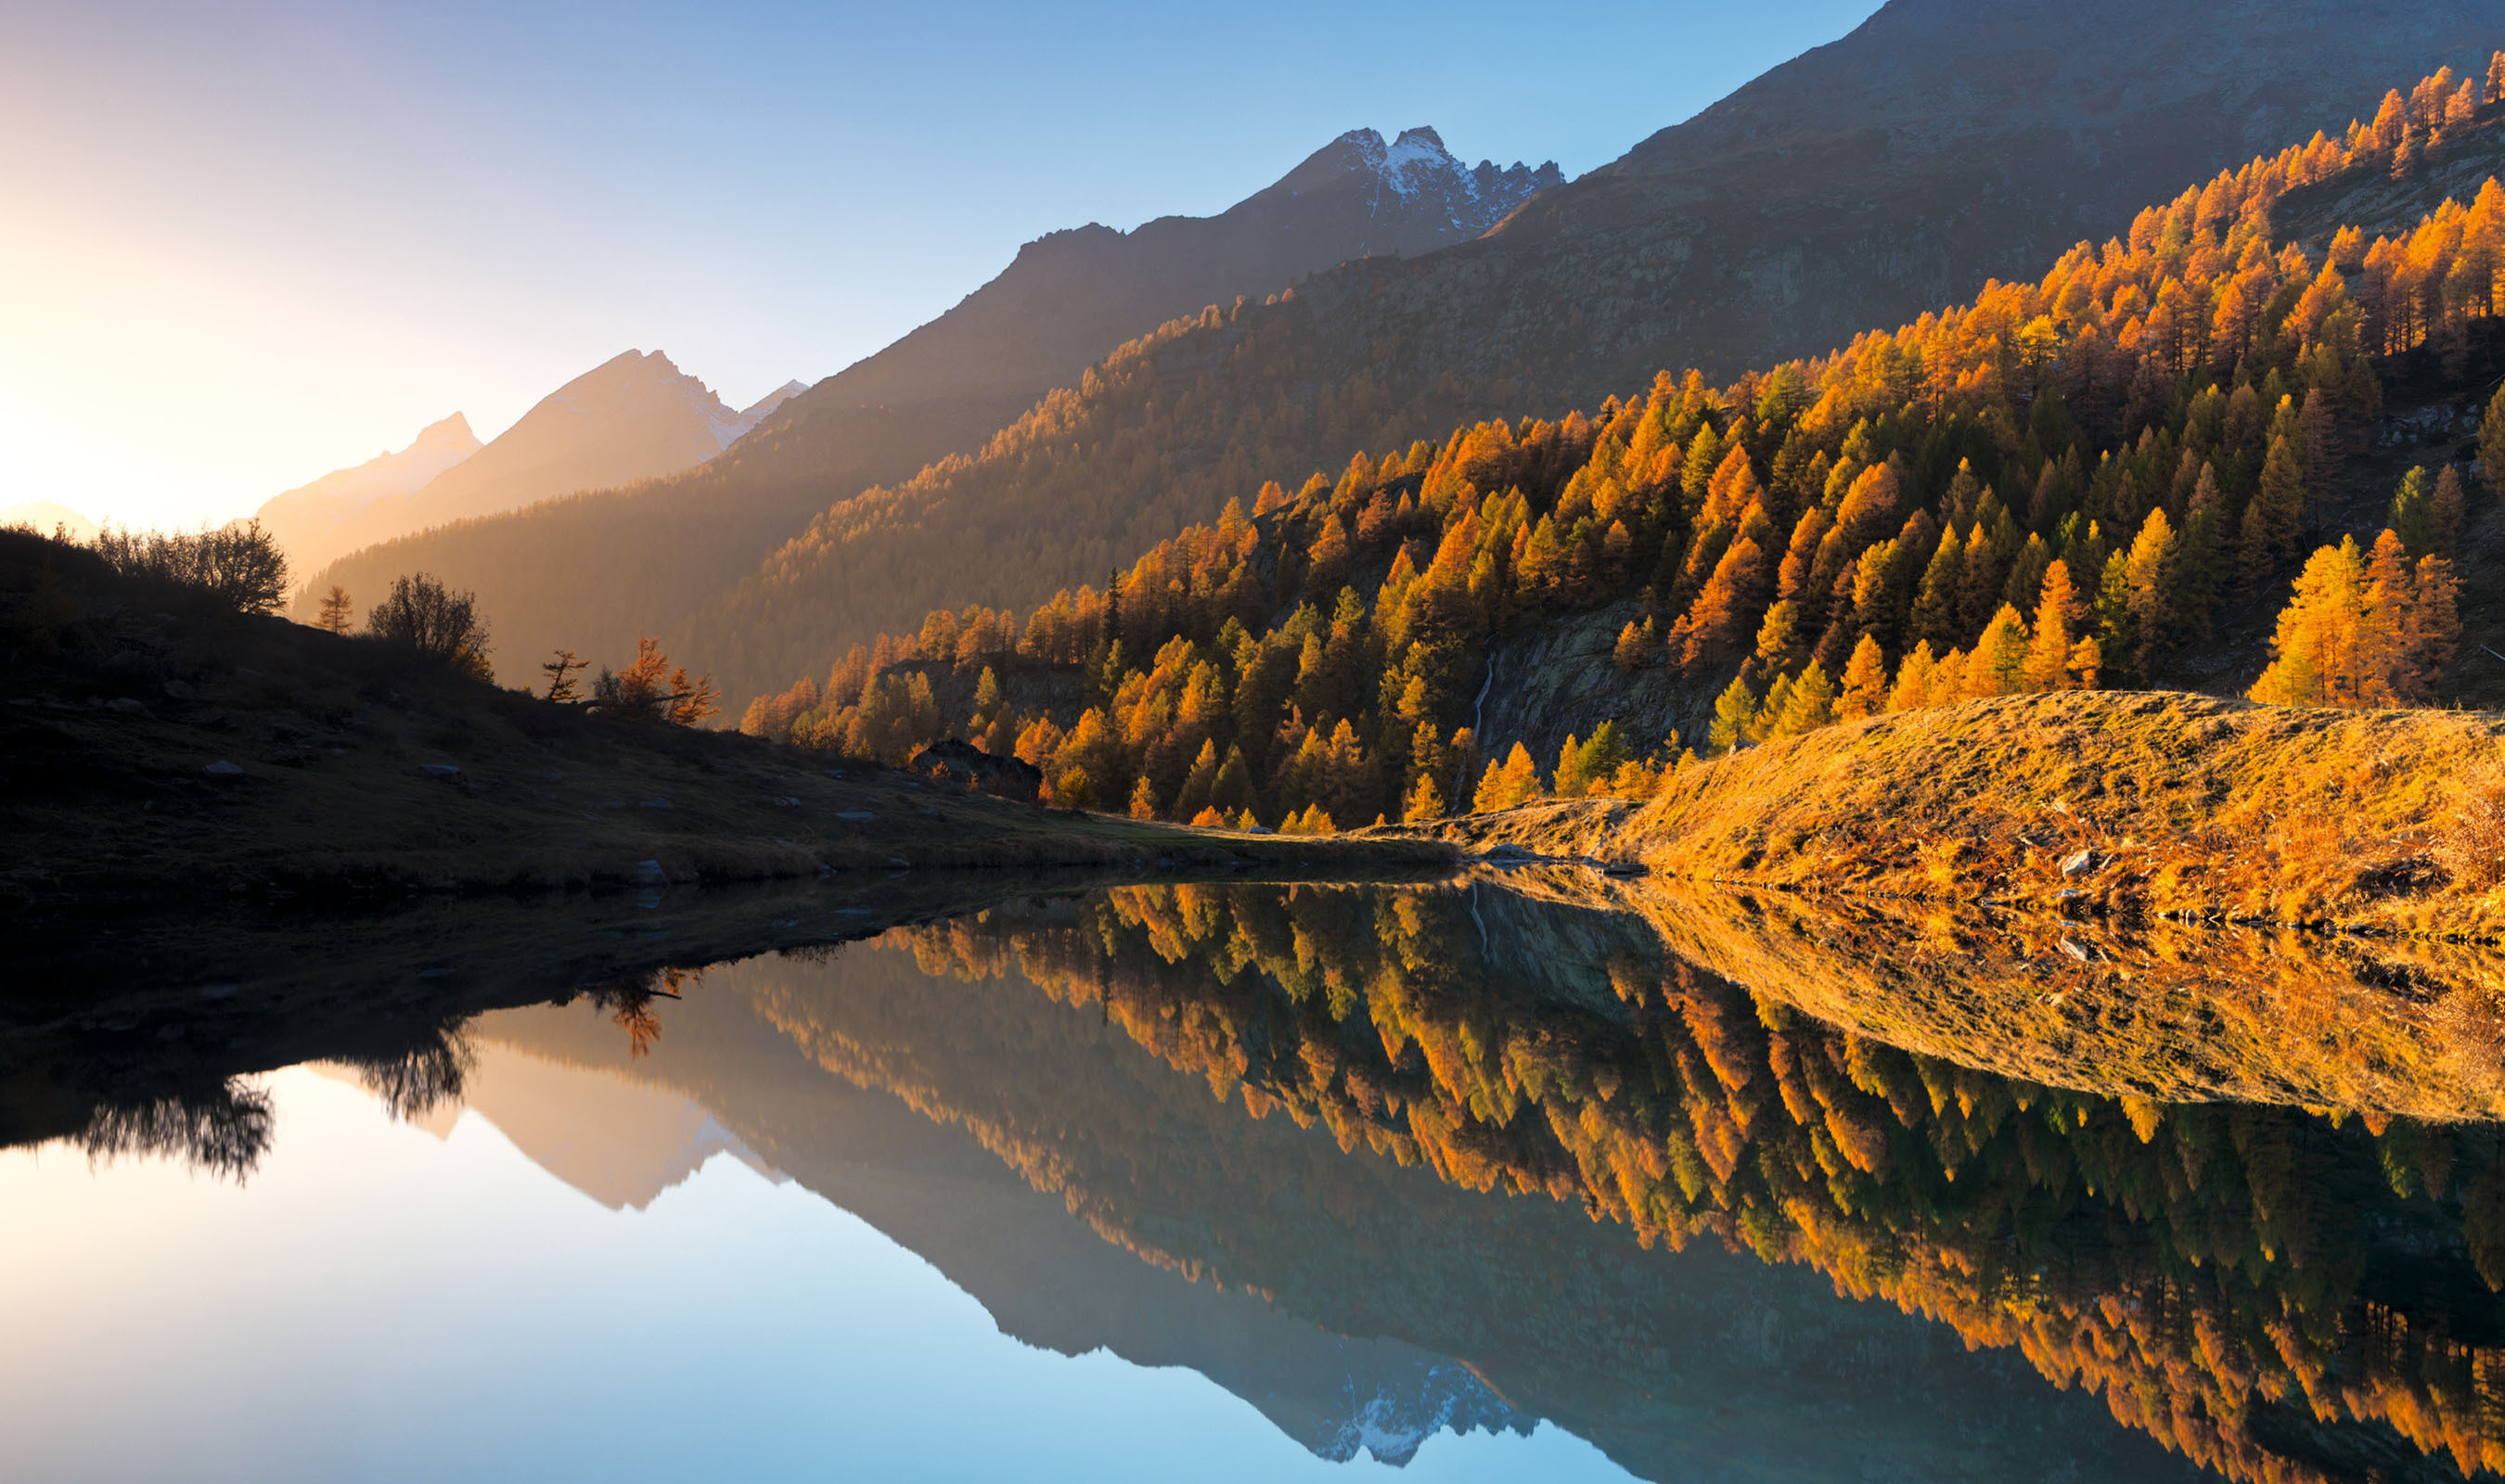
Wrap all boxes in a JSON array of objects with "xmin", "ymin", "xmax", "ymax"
[{"xmin": 0, "ymin": 0, "xmax": 1881, "ymax": 528}]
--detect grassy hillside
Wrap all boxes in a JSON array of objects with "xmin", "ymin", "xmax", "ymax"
[
  {"xmin": 1408, "ymin": 689, "xmax": 2505, "ymax": 935},
  {"xmin": 0, "ymin": 530, "xmax": 1448, "ymax": 915}
]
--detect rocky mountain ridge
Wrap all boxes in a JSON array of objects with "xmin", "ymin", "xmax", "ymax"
[
  {"xmin": 288, "ymin": 125, "xmax": 1557, "ymax": 681},
  {"xmin": 674, "ymin": 0, "xmax": 2505, "ymax": 703},
  {"xmin": 289, "ymin": 352, "xmax": 791, "ymax": 601}
]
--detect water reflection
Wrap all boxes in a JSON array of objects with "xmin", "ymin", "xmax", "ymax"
[
  {"xmin": 457, "ymin": 925, "xmax": 2193, "ymax": 1483},
  {"xmin": 16, "ymin": 876, "xmax": 2505, "ymax": 1482},
  {"xmin": 69, "ymin": 1079, "xmax": 275, "ymax": 1181},
  {"xmin": 834, "ymin": 880, "xmax": 2505, "ymax": 1484}
]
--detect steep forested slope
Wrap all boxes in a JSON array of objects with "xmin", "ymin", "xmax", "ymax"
[
  {"xmin": 298, "ymin": 131, "xmax": 1554, "ymax": 688},
  {"xmin": 683, "ymin": 0, "xmax": 2503, "ymax": 701},
  {"xmin": 731, "ymin": 58, "xmax": 2505, "ymax": 841}
]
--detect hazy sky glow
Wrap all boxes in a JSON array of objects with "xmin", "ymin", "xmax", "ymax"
[{"xmin": 0, "ymin": 1, "xmax": 1879, "ymax": 531}]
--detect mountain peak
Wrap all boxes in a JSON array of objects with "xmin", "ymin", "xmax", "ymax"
[
  {"xmin": 414, "ymin": 412, "xmax": 481, "ymax": 454},
  {"xmin": 1385, "ymin": 124, "xmax": 1446, "ymax": 160},
  {"xmin": 1280, "ymin": 125, "xmax": 1560, "ymax": 229}
]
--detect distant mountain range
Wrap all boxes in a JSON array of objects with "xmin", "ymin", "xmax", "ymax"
[
  {"xmin": 810, "ymin": 126, "xmax": 1558, "ymax": 419},
  {"xmin": 267, "ymin": 352, "xmax": 801, "ymax": 583},
  {"xmin": 288, "ymin": 126, "xmax": 1560, "ymax": 681},
  {"xmin": 252, "ymin": 413, "xmax": 482, "ymax": 576}
]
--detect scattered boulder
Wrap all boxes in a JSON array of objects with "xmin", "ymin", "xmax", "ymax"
[
  {"xmin": 418, "ymin": 763, "xmax": 461, "ymax": 777},
  {"xmin": 202, "ymin": 761, "xmax": 244, "ymax": 777},
  {"xmin": 638, "ymin": 797, "xmax": 673, "ymax": 810},
  {"xmin": 161, "ymin": 679, "xmax": 196, "ymax": 700},
  {"xmin": 633, "ymin": 860, "xmax": 668, "ymax": 885},
  {"xmin": 2059, "ymin": 849, "xmax": 2098, "ymax": 877},
  {"xmin": 906, "ymin": 737, "xmax": 1043, "ymax": 803},
  {"xmin": 105, "ymin": 697, "xmax": 147, "ymax": 715}
]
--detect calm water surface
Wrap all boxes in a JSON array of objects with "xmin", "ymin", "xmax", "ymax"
[{"xmin": 11, "ymin": 879, "xmax": 2501, "ymax": 1483}]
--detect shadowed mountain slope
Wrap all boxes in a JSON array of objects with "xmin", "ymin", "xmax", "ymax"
[
  {"xmin": 293, "ymin": 130, "xmax": 1553, "ymax": 687},
  {"xmin": 681, "ymin": 0, "xmax": 2504, "ymax": 703},
  {"xmin": 290, "ymin": 352, "xmax": 793, "ymax": 622},
  {"xmin": 251, "ymin": 414, "xmax": 482, "ymax": 577}
]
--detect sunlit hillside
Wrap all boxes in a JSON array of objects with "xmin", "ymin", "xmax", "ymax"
[{"xmin": 727, "ymin": 58, "xmax": 2505, "ymax": 855}]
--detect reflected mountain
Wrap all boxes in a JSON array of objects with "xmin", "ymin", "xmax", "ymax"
[
  {"xmin": 448, "ymin": 991, "xmax": 1531, "ymax": 1465},
  {"xmin": 836, "ymin": 882, "xmax": 2505, "ymax": 1484},
  {"xmin": 27, "ymin": 873, "xmax": 2505, "ymax": 1481},
  {"xmin": 443, "ymin": 901, "xmax": 2203, "ymax": 1483}
]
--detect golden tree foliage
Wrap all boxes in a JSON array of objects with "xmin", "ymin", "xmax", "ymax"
[
  {"xmin": 2250, "ymin": 530, "xmax": 2461, "ymax": 707},
  {"xmin": 731, "ymin": 56, "xmax": 2505, "ymax": 822}
]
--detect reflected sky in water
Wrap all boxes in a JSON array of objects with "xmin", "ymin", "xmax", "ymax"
[
  {"xmin": 0, "ymin": 1067, "xmax": 1624, "ymax": 1484},
  {"xmin": 27, "ymin": 876, "xmax": 2498, "ymax": 1483}
]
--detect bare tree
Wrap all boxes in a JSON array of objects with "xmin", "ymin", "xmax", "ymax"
[
  {"xmin": 91, "ymin": 519, "xmax": 289, "ymax": 615},
  {"xmin": 367, "ymin": 572, "xmax": 492, "ymax": 679}
]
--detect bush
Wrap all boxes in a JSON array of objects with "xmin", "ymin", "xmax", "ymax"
[
  {"xmin": 91, "ymin": 520, "xmax": 288, "ymax": 614},
  {"xmin": 367, "ymin": 572, "xmax": 493, "ymax": 679},
  {"xmin": 2434, "ymin": 776, "xmax": 2505, "ymax": 891}
]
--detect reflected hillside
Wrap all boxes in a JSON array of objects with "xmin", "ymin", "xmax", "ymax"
[
  {"xmin": 455, "ymin": 991, "xmax": 1535, "ymax": 1468},
  {"xmin": 584, "ymin": 905, "xmax": 2204, "ymax": 1483},
  {"xmin": 855, "ymin": 882, "xmax": 2505, "ymax": 1484},
  {"xmin": 1586, "ymin": 871, "xmax": 2505, "ymax": 1121}
]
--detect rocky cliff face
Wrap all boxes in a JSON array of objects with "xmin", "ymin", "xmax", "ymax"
[{"xmin": 782, "ymin": 125, "xmax": 1556, "ymax": 418}]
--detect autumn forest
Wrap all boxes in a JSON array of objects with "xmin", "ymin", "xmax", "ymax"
[{"xmin": 729, "ymin": 58, "xmax": 2505, "ymax": 834}]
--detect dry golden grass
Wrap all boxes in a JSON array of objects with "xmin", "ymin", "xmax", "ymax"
[
  {"xmin": 1383, "ymin": 691, "xmax": 2505, "ymax": 937},
  {"xmin": 1476, "ymin": 864, "xmax": 2505, "ymax": 1121}
]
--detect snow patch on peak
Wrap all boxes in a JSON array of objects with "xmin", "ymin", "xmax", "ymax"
[
  {"xmin": 1384, "ymin": 127, "xmax": 1448, "ymax": 166},
  {"xmin": 1371, "ymin": 127, "xmax": 1455, "ymax": 198},
  {"xmin": 1333, "ymin": 127, "xmax": 1390, "ymax": 158},
  {"xmin": 1308, "ymin": 1359, "xmax": 1532, "ymax": 1466}
]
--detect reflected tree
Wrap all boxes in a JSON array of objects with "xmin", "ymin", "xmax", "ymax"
[
  {"xmin": 341, "ymin": 1028, "xmax": 477, "ymax": 1122},
  {"xmin": 870, "ymin": 882, "xmax": 2505, "ymax": 1484},
  {"xmin": 577, "ymin": 966, "xmax": 701, "ymax": 1058},
  {"xmin": 73, "ymin": 1079, "xmax": 276, "ymax": 1183}
]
